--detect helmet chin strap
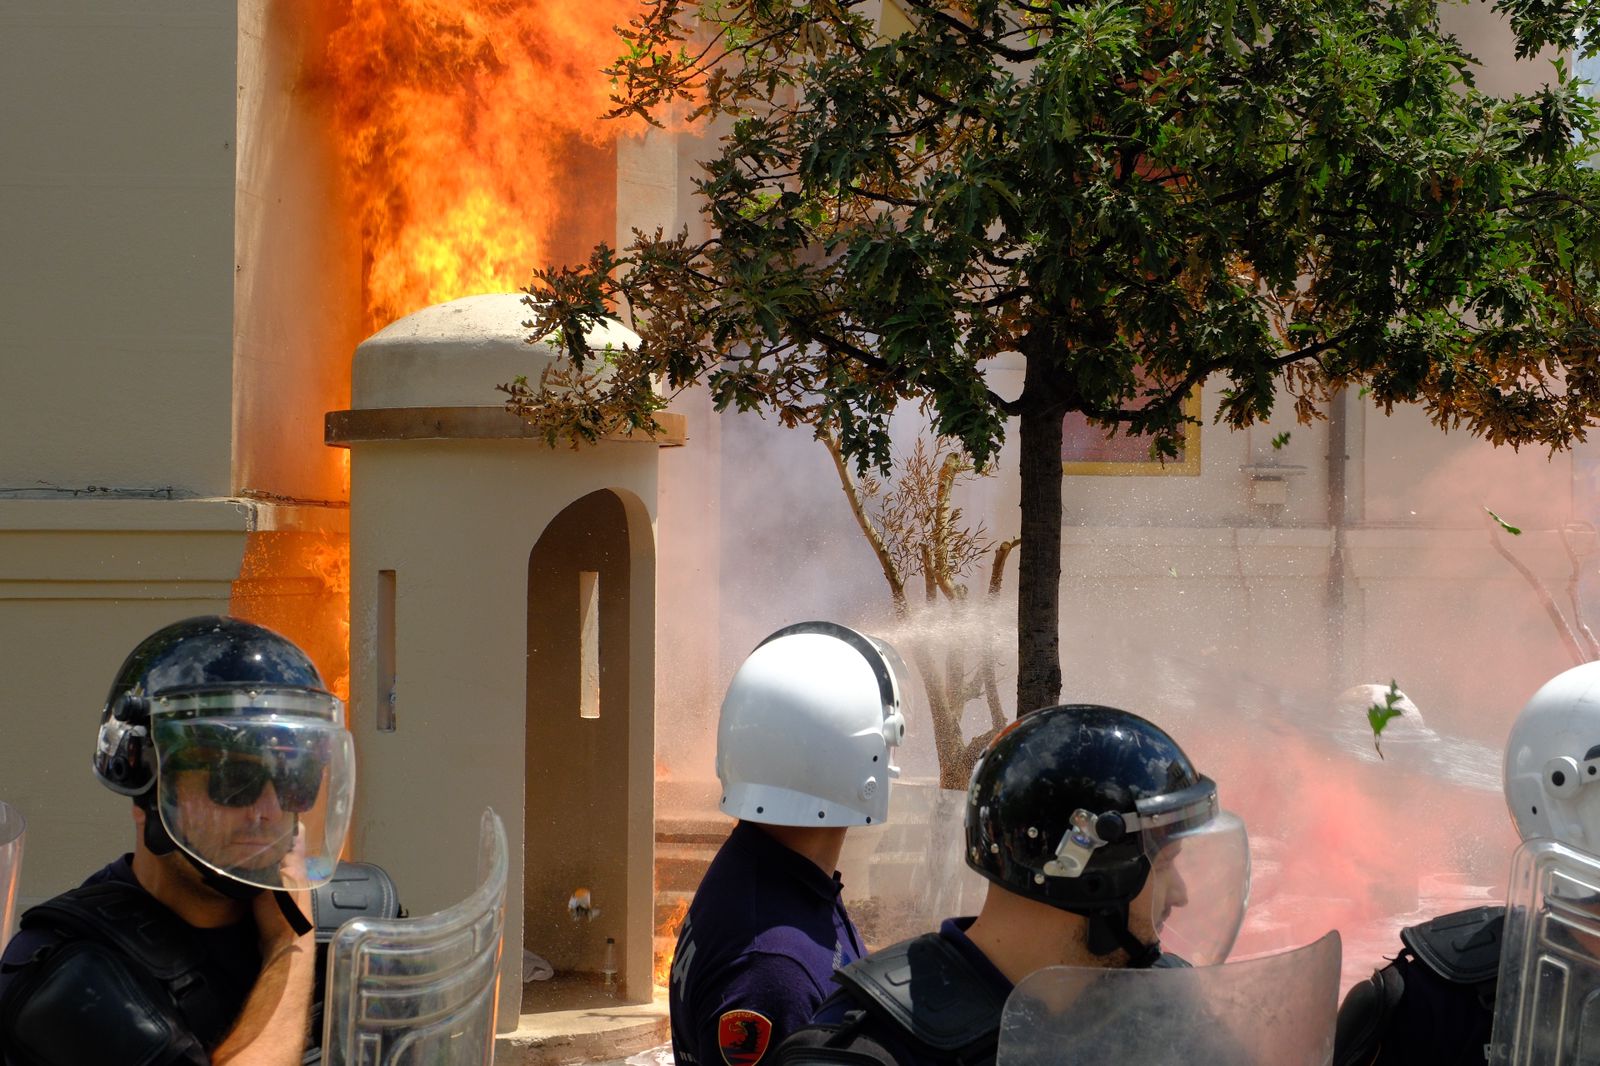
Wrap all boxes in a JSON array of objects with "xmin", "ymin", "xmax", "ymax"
[
  {"xmin": 138, "ymin": 791, "xmax": 312, "ymax": 936},
  {"xmin": 1084, "ymin": 904, "xmax": 1163, "ymax": 969}
]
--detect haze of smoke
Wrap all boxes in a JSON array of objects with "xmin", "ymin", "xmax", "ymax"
[{"xmin": 658, "ymin": 385, "xmax": 1600, "ymax": 991}]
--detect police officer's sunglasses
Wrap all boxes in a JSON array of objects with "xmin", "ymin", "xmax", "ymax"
[{"xmin": 169, "ymin": 751, "xmax": 326, "ymax": 813}]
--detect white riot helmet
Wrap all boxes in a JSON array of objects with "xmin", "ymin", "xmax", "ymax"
[
  {"xmin": 1504, "ymin": 660, "xmax": 1600, "ymax": 850},
  {"xmin": 718, "ymin": 621, "xmax": 907, "ymax": 827}
]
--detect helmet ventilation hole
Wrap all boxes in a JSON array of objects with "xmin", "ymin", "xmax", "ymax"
[
  {"xmin": 1533, "ymin": 805, "xmax": 1539, "ymax": 815},
  {"xmin": 865, "ymin": 816, "xmax": 872, "ymax": 824},
  {"xmin": 756, "ymin": 806, "xmax": 764, "ymax": 814},
  {"xmin": 817, "ymin": 810, "xmax": 826, "ymax": 819}
]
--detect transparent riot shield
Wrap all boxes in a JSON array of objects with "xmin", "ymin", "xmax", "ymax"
[
  {"xmin": 323, "ymin": 808, "xmax": 508, "ymax": 1065},
  {"xmin": 1489, "ymin": 838, "xmax": 1600, "ymax": 1065},
  {"xmin": 996, "ymin": 930, "xmax": 1341, "ymax": 1066},
  {"xmin": 0, "ymin": 802, "xmax": 23, "ymax": 949}
]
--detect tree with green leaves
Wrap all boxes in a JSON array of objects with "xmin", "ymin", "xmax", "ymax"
[{"xmin": 506, "ymin": 0, "xmax": 1600, "ymax": 717}]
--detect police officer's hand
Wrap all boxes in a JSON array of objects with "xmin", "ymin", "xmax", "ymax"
[{"xmin": 253, "ymin": 827, "xmax": 313, "ymax": 955}]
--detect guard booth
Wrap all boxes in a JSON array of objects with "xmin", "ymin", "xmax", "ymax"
[{"xmin": 328, "ymin": 293, "xmax": 683, "ymax": 1029}]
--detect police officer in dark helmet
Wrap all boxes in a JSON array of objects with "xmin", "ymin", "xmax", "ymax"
[
  {"xmin": 0, "ymin": 616, "xmax": 380, "ymax": 1066},
  {"xmin": 778, "ymin": 704, "xmax": 1251, "ymax": 1066}
]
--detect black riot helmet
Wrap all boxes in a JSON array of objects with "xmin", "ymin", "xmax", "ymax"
[
  {"xmin": 94, "ymin": 616, "xmax": 354, "ymax": 892},
  {"xmin": 965, "ymin": 704, "xmax": 1249, "ymax": 966}
]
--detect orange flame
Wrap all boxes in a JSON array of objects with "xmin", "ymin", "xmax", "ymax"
[
  {"xmin": 231, "ymin": 529, "xmax": 352, "ymax": 703},
  {"xmin": 236, "ymin": 2, "xmax": 645, "ymax": 722},
  {"xmin": 322, "ymin": 0, "xmax": 645, "ymax": 331},
  {"xmin": 654, "ymin": 896, "xmax": 689, "ymax": 989}
]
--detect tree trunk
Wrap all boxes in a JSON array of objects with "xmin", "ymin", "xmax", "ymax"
[{"xmin": 1016, "ymin": 352, "xmax": 1065, "ymax": 716}]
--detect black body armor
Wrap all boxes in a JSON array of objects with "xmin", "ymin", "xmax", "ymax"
[
  {"xmin": 1334, "ymin": 905, "xmax": 1504, "ymax": 1066},
  {"xmin": 779, "ymin": 933, "xmax": 1008, "ymax": 1066},
  {"xmin": 0, "ymin": 861, "xmax": 399, "ymax": 1066}
]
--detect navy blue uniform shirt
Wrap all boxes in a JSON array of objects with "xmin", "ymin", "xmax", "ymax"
[
  {"xmin": 804, "ymin": 917, "xmax": 1012, "ymax": 1066},
  {"xmin": 669, "ymin": 821, "xmax": 866, "ymax": 1066}
]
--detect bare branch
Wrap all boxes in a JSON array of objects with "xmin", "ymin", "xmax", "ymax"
[
  {"xmin": 1561, "ymin": 523, "xmax": 1600, "ymax": 659},
  {"xmin": 823, "ymin": 429, "xmax": 908, "ymax": 612},
  {"xmin": 1487, "ymin": 510, "xmax": 1589, "ymax": 666}
]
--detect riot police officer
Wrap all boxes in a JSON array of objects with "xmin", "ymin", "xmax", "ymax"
[
  {"xmin": 0, "ymin": 617, "xmax": 358, "ymax": 1066},
  {"xmin": 778, "ymin": 703, "xmax": 1251, "ymax": 1066},
  {"xmin": 668, "ymin": 621, "xmax": 908, "ymax": 1066},
  {"xmin": 1335, "ymin": 660, "xmax": 1600, "ymax": 1066}
]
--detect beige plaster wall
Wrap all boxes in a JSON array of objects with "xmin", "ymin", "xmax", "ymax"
[
  {"xmin": 233, "ymin": 0, "xmax": 364, "ymax": 503},
  {"xmin": 0, "ymin": 1, "xmax": 237, "ymax": 496},
  {"xmin": 347, "ymin": 439, "xmax": 659, "ymax": 1025},
  {"xmin": 0, "ymin": 500, "xmax": 254, "ymax": 908},
  {"xmin": 618, "ymin": 127, "xmax": 731, "ymax": 789}
]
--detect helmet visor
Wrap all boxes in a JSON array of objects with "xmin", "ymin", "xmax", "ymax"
[
  {"xmin": 150, "ymin": 691, "xmax": 354, "ymax": 890},
  {"xmin": 1136, "ymin": 808, "xmax": 1250, "ymax": 966}
]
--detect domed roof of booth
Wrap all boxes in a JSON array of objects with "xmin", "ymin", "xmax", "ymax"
[{"xmin": 329, "ymin": 293, "xmax": 684, "ymax": 446}]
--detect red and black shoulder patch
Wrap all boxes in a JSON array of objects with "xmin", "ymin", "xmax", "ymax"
[{"xmin": 717, "ymin": 1008, "xmax": 774, "ymax": 1066}]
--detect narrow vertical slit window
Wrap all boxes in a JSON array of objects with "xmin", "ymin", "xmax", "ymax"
[
  {"xmin": 377, "ymin": 569, "xmax": 397, "ymax": 732},
  {"xmin": 579, "ymin": 570, "xmax": 601, "ymax": 719}
]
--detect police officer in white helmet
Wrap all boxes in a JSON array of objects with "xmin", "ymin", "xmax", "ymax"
[
  {"xmin": 1337, "ymin": 660, "xmax": 1600, "ymax": 1065},
  {"xmin": 668, "ymin": 621, "xmax": 908, "ymax": 1066}
]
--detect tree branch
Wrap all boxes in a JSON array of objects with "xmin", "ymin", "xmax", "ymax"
[
  {"xmin": 1487, "ymin": 510, "xmax": 1589, "ymax": 666},
  {"xmin": 823, "ymin": 429, "xmax": 908, "ymax": 612}
]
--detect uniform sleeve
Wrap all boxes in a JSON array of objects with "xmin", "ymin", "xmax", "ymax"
[{"xmin": 689, "ymin": 952, "xmax": 828, "ymax": 1066}]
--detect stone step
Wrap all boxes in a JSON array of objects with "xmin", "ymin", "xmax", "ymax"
[
  {"xmin": 655, "ymin": 820, "xmax": 730, "ymax": 846},
  {"xmin": 654, "ymin": 844, "xmax": 721, "ymax": 895},
  {"xmin": 499, "ymin": 990, "xmax": 669, "ymax": 1066}
]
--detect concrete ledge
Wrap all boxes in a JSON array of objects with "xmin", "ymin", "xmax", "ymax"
[
  {"xmin": 497, "ymin": 994, "xmax": 669, "ymax": 1066},
  {"xmin": 325, "ymin": 407, "xmax": 687, "ymax": 448},
  {"xmin": 1344, "ymin": 526, "xmax": 1589, "ymax": 581},
  {"xmin": 1061, "ymin": 526, "xmax": 1335, "ymax": 579}
]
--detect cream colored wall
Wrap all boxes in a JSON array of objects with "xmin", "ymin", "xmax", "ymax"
[
  {"xmin": 0, "ymin": 2, "xmax": 237, "ymax": 496},
  {"xmin": 234, "ymin": 0, "xmax": 363, "ymax": 503},
  {"xmin": 0, "ymin": 500, "xmax": 256, "ymax": 908},
  {"xmin": 0, "ymin": 2, "xmax": 260, "ymax": 908},
  {"xmin": 619, "ymin": 128, "xmax": 731, "ymax": 788},
  {"xmin": 347, "ymin": 439, "xmax": 659, "ymax": 1026}
]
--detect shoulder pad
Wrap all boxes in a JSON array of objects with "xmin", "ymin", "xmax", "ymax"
[
  {"xmin": 777, "ymin": 1015, "xmax": 901, "ymax": 1066},
  {"xmin": 1400, "ymin": 905, "xmax": 1505, "ymax": 984},
  {"xmin": 1334, "ymin": 963, "xmax": 1405, "ymax": 1066},
  {"xmin": 833, "ymin": 933, "xmax": 1007, "ymax": 1055},
  {"xmin": 311, "ymin": 861, "xmax": 401, "ymax": 943},
  {"xmin": 21, "ymin": 881, "xmax": 203, "ymax": 983},
  {"xmin": 0, "ymin": 939, "xmax": 207, "ymax": 1066}
]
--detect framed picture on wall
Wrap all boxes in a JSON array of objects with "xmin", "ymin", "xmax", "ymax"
[{"xmin": 1061, "ymin": 389, "xmax": 1203, "ymax": 476}]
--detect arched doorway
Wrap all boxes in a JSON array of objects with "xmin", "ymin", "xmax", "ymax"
[{"xmin": 524, "ymin": 487, "xmax": 652, "ymax": 1003}]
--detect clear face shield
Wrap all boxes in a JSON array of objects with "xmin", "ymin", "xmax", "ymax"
[
  {"xmin": 150, "ymin": 689, "xmax": 355, "ymax": 890},
  {"xmin": 1129, "ymin": 783, "xmax": 1250, "ymax": 966}
]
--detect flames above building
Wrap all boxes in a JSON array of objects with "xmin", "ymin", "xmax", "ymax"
[
  {"xmin": 321, "ymin": 0, "xmax": 641, "ymax": 330},
  {"xmin": 233, "ymin": 0, "xmax": 642, "ymax": 699}
]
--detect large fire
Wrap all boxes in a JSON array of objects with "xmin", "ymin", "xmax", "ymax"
[
  {"xmin": 236, "ymin": 0, "xmax": 644, "ymax": 714},
  {"xmin": 321, "ymin": 0, "xmax": 644, "ymax": 331}
]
